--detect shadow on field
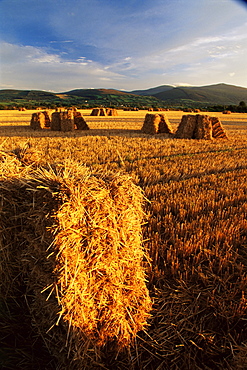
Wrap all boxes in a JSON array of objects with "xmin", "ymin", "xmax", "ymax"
[{"xmin": 0, "ymin": 125, "xmax": 171, "ymax": 138}]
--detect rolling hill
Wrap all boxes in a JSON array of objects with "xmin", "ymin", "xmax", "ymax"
[
  {"xmin": 0, "ymin": 83, "xmax": 247, "ymax": 109},
  {"xmin": 135, "ymin": 83, "xmax": 247, "ymax": 106},
  {"xmin": 0, "ymin": 88, "xmax": 160, "ymax": 109},
  {"xmin": 131, "ymin": 85, "xmax": 174, "ymax": 96}
]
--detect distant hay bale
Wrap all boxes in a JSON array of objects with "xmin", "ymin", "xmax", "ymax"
[
  {"xmin": 74, "ymin": 112, "xmax": 89, "ymax": 130},
  {"xmin": 90, "ymin": 108, "xmax": 100, "ymax": 116},
  {"xmin": 90, "ymin": 108, "xmax": 108, "ymax": 116},
  {"xmin": 42, "ymin": 111, "xmax": 51, "ymax": 128},
  {"xmin": 60, "ymin": 110, "xmax": 74, "ymax": 132},
  {"xmin": 141, "ymin": 113, "xmax": 173, "ymax": 135},
  {"xmin": 30, "ymin": 112, "xmax": 47, "ymax": 130},
  {"xmin": 175, "ymin": 114, "xmax": 228, "ymax": 140},
  {"xmin": 223, "ymin": 110, "xmax": 231, "ymax": 114},
  {"xmin": 100, "ymin": 108, "xmax": 107, "ymax": 116},
  {"xmin": 0, "ymin": 155, "xmax": 152, "ymax": 367},
  {"xmin": 51, "ymin": 112, "xmax": 61, "ymax": 131},
  {"xmin": 106, "ymin": 108, "xmax": 118, "ymax": 116}
]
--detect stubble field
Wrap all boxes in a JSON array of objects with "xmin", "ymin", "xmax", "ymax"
[{"xmin": 0, "ymin": 109, "xmax": 247, "ymax": 369}]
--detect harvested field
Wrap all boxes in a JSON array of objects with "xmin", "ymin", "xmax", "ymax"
[{"xmin": 0, "ymin": 109, "xmax": 247, "ymax": 369}]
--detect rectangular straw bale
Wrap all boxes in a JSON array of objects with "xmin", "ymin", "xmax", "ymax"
[
  {"xmin": 30, "ymin": 112, "xmax": 46, "ymax": 130},
  {"xmin": 90, "ymin": 108, "xmax": 100, "ymax": 116},
  {"xmin": 99, "ymin": 108, "xmax": 107, "ymax": 116},
  {"xmin": 174, "ymin": 114, "xmax": 197, "ymax": 138},
  {"xmin": 60, "ymin": 111, "xmax": 74, "ymax": 132},
  {"xmin": 51, "ymin": 112, "xmax": 61, "ymax": 131},
  {"xmin": 141, "ymin": 113, "xmax": 161, "ymax": 134},
  {"xmin": 42, "ymin": 111, "xmax": 51, "ymax": 128},
  {"xmin": 0, "ymin": 155, "xmax": 152, "ymax": 368},
  {"xmin": 106, "ymin": 108, "xmax": 118, "ymax": 116},
  {"xmin": 74, "ymin": 112, "xmax": 89, "ymax": 130},
  {"xmin": 194, "ymin": 114, "xmax": 213, "ymax": 140},
  {"xmin": 211, "ymin": 117, "xmax": 228, "ymax": 139},
  {"xmin": 158, "ymin": 114, "xmax": 173, "ymax": 134}
]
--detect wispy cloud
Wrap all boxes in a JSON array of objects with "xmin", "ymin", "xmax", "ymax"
[
  {"xmin": 0, "ymin": 0, "xmax": 247, "ymax": 90},
  {"xmin": 0, "ymin": 42, "xmax": 125, "ymax": 90}
]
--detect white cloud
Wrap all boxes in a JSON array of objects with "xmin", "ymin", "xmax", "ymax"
[{"xmin": 0, "ymin": 41, "xmax": 125, "ymax": 91}]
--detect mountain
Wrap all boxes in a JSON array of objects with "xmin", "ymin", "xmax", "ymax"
[
  {"xmin": 0, "ymin": 89, "xmax": 59, "ymax": 101},
  {"xmin": 64, "ymin": 88, "xmax": 135, "ymax": 97},
  {"xmin": 0, "ymin": 88, "xmax": 160, "ymax": 109},
  {"xmin": 131, "ymin": 85, "xmax": 174, "ymax": 96},
  {"xmin": 152, "ymin": 83, "xmax": 247, "ymax": 105},
  {"xmin": 0, "ymin": 84, "xmax": 247, "ymax": 109}
]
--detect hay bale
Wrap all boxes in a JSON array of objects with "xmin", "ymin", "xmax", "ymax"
[
  {"xmin": 51, "ymin": 112, "xmax": 61, "ymax": 131},
  {"xmin": 90, "ymin": 108, "xmax": 107, "ymax": 116},
  {"xmin": 0, "ymin": 155, "xmax": 152, "ymax": 368},
  {"xmin": 42, "ymin": 111, "xmax": 51, "ymax": 128},
  {"xmin": 106, "ymin": 108, "xmax": 118, "ymax": 116},
  {"xmin": 90, "ymin": 108, "xmax": 100, "ymax": 116},
  {"xmin": 51, "ymin": 111, "xmax": 75, "ymax": 132},
  {"xmin": 141, "ymin": 113, "xmax": 173, "ymax": 135},
  {"xmin": 141, "ymin": 114, "xmax": 161, "ymax": 135},
  {"xmin": 60, "ymin": 110, "xmax": 74, "ymax": 132},
  {"xmin": 99, "ymin": 108, "xmax": 107, "ymax": 116},
  {"xmin": 175, "ymin": 114, "xmax": 227, "ymax": 140},
  {"xmin": 194, "ymin": 114, "xmax": 213, "ymax": 140},
  {"xmin": 30, "ymin": 112, "xmax": 46, "ymax": 130},
  {"xmin": 158, "ymin": 114, "xmax": 173, "ymax": 134},
  {"xmin": 175, "ymin": 115, "xmax": 197, "ymax": 139},
  {"xmin": 223, "ymin": 110, "xmax": 231, "ymax": 114},
  {"xmin": 211, "ymin": 116, "xmax": 228, "ymax": 139},
  {"xmin": 74, "ymin": 112, "xmax": 89, "ymax": 130}
]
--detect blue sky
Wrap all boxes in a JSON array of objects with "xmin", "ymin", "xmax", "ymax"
[{"xmin": 0, "ymin": 0, "xmax": 247, "ymax": 91}]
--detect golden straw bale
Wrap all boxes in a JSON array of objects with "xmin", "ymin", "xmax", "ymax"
[
  {"xmin": 51, "ymin": 112, "xmax": 61, "ymax": 131},
  {"xmin": 141, "ymin": 113, "xmax": 161, "ymax": 134},
  {"xmin": 42, "ymin": 111, "xmax": 51, "ymax": 128},
  {"xmin": 0, "ymin": 155, "xmax": 151, "ymax": 368},
  {"xmin": 158, "ymin": 114, "xmax": 173, "ymax": 134},
  {"xmin": 174, "ymin": 114, "xmax": 197, "ymax": 139},
  {"xmin": 175, "ymin": 114, "xmax": 226, "ymax": 140},
  {"xmin": 30, "ymin": 112, "xmax": 46, "ymax": 130},
  {"xmin": 60, "ymin": 110, "xmax": 74, "ymax": 132},
  {"xmin": 99, "ymin": 108, "xmax": 107, "ymax": 116},
  {"xmin": 74, "ymin": 112, "xmax": 89, "ymax": 130},
  {"xmin": 211, "ymin": 116, "xmax": 228, "ymax": 139},
  {"xmin": 194, "ymin": 114, "xmax": 213, "ymax": 140},
  {"xmin": 106, "ymin": 108, "xmax": 118, "ymax": 116},
  {"xmin": 90, "ymin": 108, "xmax": 100, "ymax": 116},
  {"xmin": 141, "ymin": 113, "xmax": 173, "ymax": 135}
]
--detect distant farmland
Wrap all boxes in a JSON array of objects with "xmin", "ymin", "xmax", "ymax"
[{"xmin": 0, "ymin": 109, "xmax": 247, "ymax": 369}]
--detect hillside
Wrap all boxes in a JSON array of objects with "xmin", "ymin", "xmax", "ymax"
[
  {"xmin": 131, "ymin": 85, "xmax": 174, "ymax": 96},
  {"xmin": 0, "ymin": 88, "xmax": 160, "ymax": 109},
  {"xmin": 1, "ymin": 83, "xmax": 247, "ymax": 109},
  {"xmin": 152, "ymin": 83, "xmax": 247, "ymax": 105}
]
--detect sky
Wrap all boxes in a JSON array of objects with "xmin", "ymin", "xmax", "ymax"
[{"xmin": 0, "ymin": 0, "xmax": 247, "ymax": 92}]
